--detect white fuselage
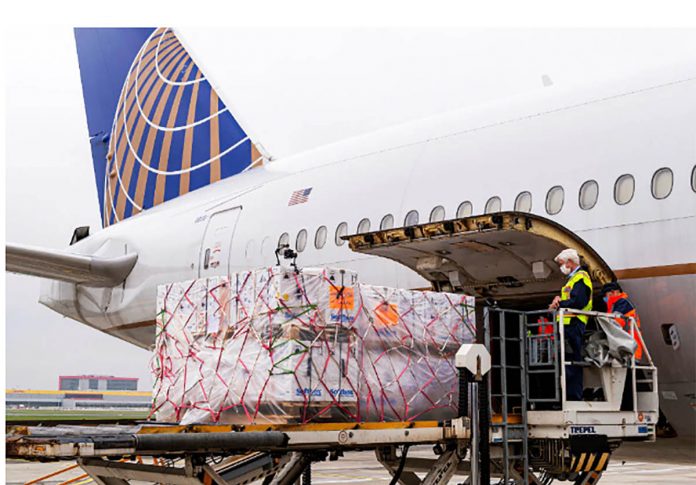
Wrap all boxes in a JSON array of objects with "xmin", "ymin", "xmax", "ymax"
[{"xmin": 41, "ymin": 64, "xmax": 696, "ymax": 434}]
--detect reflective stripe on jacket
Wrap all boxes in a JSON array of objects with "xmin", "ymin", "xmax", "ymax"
[
  {"xmin": 606, "ymin": 292, "xmax": 644, "ymax": 360},
  {"xmin": 560, "ymin": 269, "xmax": 593, "ymax": 324}
]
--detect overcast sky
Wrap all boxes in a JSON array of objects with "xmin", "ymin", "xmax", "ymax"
[{"xmin": 6, "ymin": 27, "xmax": 696, "ymax": 390}]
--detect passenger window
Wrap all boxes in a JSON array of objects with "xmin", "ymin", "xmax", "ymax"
[
  {"xmin": 335, "ymin": 222, "xmax": 347, "ymax": 246},
  {"xmin": 456, "ymin": 201, "xmax": 473, "ymax": 218},
  {"xmin": 245, "ymin": 240, "xmax": 257, "ymax": 260},
  {"xmin": 380, "ymin": 214, "xmax": 394, "ymax": 230},
  {"xmin": 296, "ymin": 229, "xmax": 308, "ymax": 252},
  {"xmin": 484, "ymin": 196, "xmax": 501, "ymax": 213},
  {"xmin": 651, "ymin": 167, "xmax": 673, "ymax": 199},
  {"xmin": 357, "ymin": 218, "xmax": 371, "ymax": 233},
  {"xmin": 260, "ymin": 236, "xmax": 272, "ymax": 265},
  {"xmin": 278, "ymin": 232, "xmax": 290, "ymax": 248},
  {"xmin": 404, "ymin": 210, "xmax": 419, "ymax": 226},
  {"xmin": 578, "ymin": 180, "xmax": 599, "ymax": 210},
  {"xmin": 614, "ymin": 174, "xmax": 635, "ymax": 205},
  {"xmin": 514, "ymin": 192, "xmax": 532, "ymax": 212},
  {"xmin": 314, "ymin": 226, "xmax": 327, "ymax": 249},
  {"xmin": 429, "ymin": 205, "xmax": 445, "ymax": 222},
  {"xmin": 545, "ymin": 186, "xmax": 564, "ymax": 215}
]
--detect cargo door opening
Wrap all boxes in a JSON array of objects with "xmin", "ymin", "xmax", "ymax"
[
  {"xmin": 346, "ymin": 212, "xmax": 614, "ymax": 306},
  {"xmin": 346, "ymin": 212, "xmax": 619, "ymax": 412}
]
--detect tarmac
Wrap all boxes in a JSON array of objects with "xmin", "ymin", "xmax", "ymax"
[{"xmin": 5, "ymin": 438, "xmax": 695, "ymax": 484}]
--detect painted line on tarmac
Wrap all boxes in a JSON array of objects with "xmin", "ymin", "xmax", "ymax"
[{"xmin": 71, "ymin": 478, "xmax": 94, "ymax": 485}]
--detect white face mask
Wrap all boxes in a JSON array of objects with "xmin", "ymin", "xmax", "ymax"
[{"xmin": 560, "ymin": 264, "xmax": 572, "ymax": 275}]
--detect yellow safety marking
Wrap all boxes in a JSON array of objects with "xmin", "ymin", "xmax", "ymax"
[
  {"xmin": 244, "ymin": 420, "xmax": 440, "ymax": 432},
  {"xmin": 575, "ymin": 453, "xmax": 586, "ymax": 472},
  {"xmin": 69, "ymin": 479, "xmax": 93, "ymax": 485},
  {"xmin": 595, "ymin": 452, "xmax": 610, "ymax": 471},
  {"xmin": 570, "ymin": 455, "xmax": 576, "ymax": 470},
  {"xmin": 584, "ymin": 453, "xmax": 596, "ymax": 472},
  {"xmin": 57, "ymin": 473, "xmax": 90, "ymax": 485},
  {"xmin": 491, "ymin": 414, "xmax": 523, "ymax": 424},
  {"xmin": 138, "ymin": 420, "xmax": 441, "ymax": 434},
  {"xmin": 138, "ymin": 424, "xmax": 233, "ymax": 434}
]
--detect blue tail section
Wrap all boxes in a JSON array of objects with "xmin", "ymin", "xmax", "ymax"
[{"xmin": 74, "ymin": 28, "xmax": 265, "ymax": 227}]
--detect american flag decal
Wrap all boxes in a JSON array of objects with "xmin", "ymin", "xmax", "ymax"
[{"xmin": 288, "ymin": 188, "xmax": 313, "ymax": 206}]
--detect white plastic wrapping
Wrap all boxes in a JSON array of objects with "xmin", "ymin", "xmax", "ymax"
[
  {"xmin": 151, "ymin": 267, "xmax": 475, "ymax": 424},
  {"xmin": 358, "ymin": 285, "xmax": 476, "ymax": 421}
]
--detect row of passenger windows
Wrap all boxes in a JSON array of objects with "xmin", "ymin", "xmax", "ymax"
[{"xmin": 278, "ymin": 165, "xmax": 696, "ymax": 251}]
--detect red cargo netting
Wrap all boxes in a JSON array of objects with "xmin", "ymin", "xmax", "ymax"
[{"xmin": 150, "ymin": 267, "xmax": 475, "ymax": 425}]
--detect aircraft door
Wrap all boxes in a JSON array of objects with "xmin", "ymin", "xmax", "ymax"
[{"xmin": 199, "ymin": 207, "xmax": 242, "ymax": 277}]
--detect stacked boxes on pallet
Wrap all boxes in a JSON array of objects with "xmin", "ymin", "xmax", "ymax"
[{"xmin": 151, "ymin": 266, "xmax": 475, "ymax": 425}]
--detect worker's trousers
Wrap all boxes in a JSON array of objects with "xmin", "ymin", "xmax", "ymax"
[{"xmin": 564, "ymin": 319, "xmax": 585, "ymax": 401}]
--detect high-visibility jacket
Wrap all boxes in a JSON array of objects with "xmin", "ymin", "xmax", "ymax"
[
  {"xmin": 537, "ymin": 316, "xmax": 554, "ymax": 336},
  {"xmin": 559, "ymin": 269, "xmax": 593, "ymax": 325},
  {"xmin": 527, "ymin": 317, "xmax": 555, "ymax": 337},
  {"xmin": 606, "ymin": 292, "xmax": 644, "ymax": 360}
]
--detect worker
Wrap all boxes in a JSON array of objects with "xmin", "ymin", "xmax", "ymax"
[
  {"xmin": 548, "ymin": 248, "xmax": 592, "ymax": 401},
  {"xmin": 600, "ymin": 282, "xmax": 644, "ymax": 360},
  {"xmin": 601, "ymin": 282, "xmax": 649, "ymax": 411}
]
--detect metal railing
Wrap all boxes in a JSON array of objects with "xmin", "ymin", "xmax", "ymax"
[
  {"xmin": 485, "ymin": 307, "xmax": 657, "ymax": 410},
  {"xmin": 525, "ymin": 309, "xmax": 561, "ymax": 404},
  {"xmin": 483, "ymin": 307, "xmax": 530, "ymax": 485},
  {"xmin": 553, "ymin": 308, "xmax": 656, "ymax": 411}
]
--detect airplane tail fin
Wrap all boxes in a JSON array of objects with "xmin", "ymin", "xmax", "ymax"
[{"xmin": 74, "ymin": 28, "xmax": 267, "ymax": 227}]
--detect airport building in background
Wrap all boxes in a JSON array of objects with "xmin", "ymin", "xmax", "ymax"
[
  {"xmin": 58, "ymin": 375, "xmax": 138, "ymax": 391},
  {"xmin": 6, "ymin": 375, "xmax": 150, "ymax": 410}
]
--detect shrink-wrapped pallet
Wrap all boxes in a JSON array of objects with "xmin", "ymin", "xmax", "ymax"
[
  {"xmin": 151, "ymin": 266, "xmax": 475, "ymax": 425},
  {"xmin": 357, "ymin": 285, "xmax": 475, "ymax": 421}
]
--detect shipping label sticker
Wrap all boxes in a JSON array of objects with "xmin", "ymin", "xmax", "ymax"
[
  {"xmin": 375, "ymin": 302, "xmax": 399, "ymax": 326},
  {"xmin": 329, "ymin": 286, "xmax": 355, "ymax": 310}
]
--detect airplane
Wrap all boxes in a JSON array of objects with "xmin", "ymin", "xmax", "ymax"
[{"xmin": 6, "ymin": 27, "xmax": 695, "ymax": 437}]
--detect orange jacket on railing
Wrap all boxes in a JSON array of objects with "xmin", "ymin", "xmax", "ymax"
[
  {"xmin": 536, "ymin": 316, "xmax": 554, "ymax": 336},
  {"xmin": 606, "ymin": 292, "xmax": 644, "ymax": 360}
]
